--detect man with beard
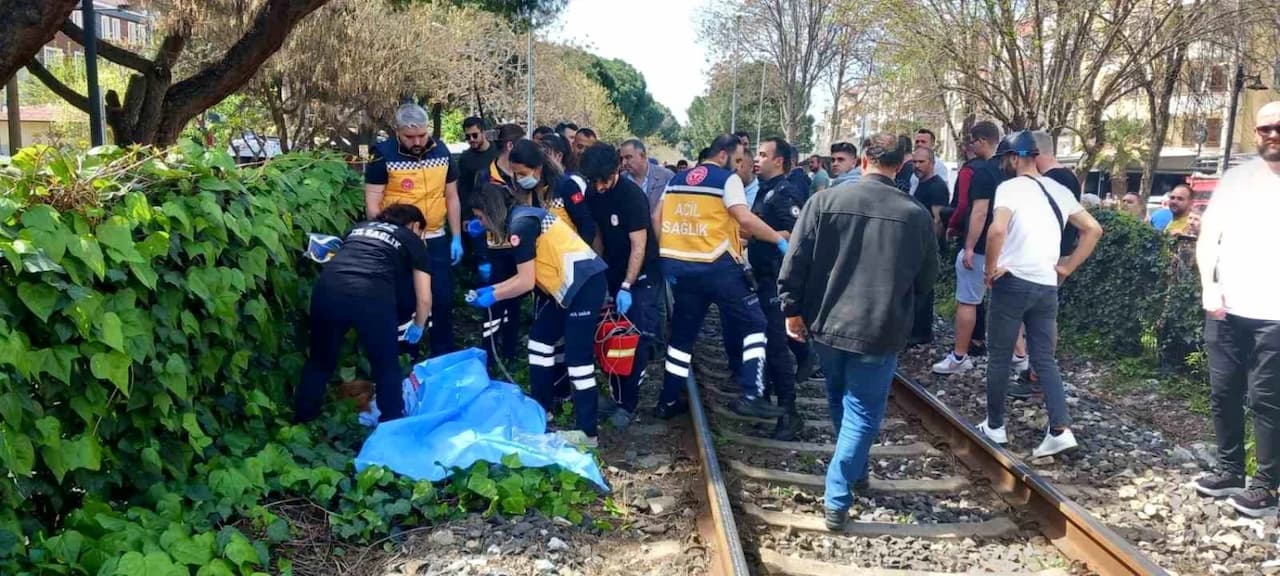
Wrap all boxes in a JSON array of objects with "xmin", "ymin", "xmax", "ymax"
[
  {"xmin": 1193, "ymin": 101, "xmax": 1280, "ymax": 518},
  {"xmin": 458, "ymin": 117, "xmax": 497, "ymax": 230},
  {"xmin": 365, "ymin": 103, "xmax": 462, "ymax": 357},
  {"xmin": 1163, "ymin": 184, "xmax": 1195, "ymax": 236}
]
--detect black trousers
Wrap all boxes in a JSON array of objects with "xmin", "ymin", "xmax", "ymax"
[
  {"xmin": 294, "ymin": 282, "xmax": 405, "ymax": 424},
  {"xmin": 755, "ymin": 269, "xmax": 796, "ymax": 408},
  {"xmin": 911, "ymin": 288, "xmax": 936, "ymax": 344},
  {"xmin": 1207, "ymin": 314, "xmax": 1280, "ymax": 488}
]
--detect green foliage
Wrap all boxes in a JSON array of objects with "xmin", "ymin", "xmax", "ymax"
[
  {"xmin": 0, "ymin": 144, "xmax": 605, "ymax": 573},
  {"xmin": 1058, "ymin": 210, "xmax": 1166, "ymax": 357},
  {"xmin": 579, "ymin": 56, "xmax": 676, "ymax": 140},
  {"xmin": 683, "ymin": 61, "xmax": 815, "ymax": 152}
]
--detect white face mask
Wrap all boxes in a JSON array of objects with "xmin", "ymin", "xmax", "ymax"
[{"xmin": 517, "ymin": 175, "xmax": 539, "ymax": 190}]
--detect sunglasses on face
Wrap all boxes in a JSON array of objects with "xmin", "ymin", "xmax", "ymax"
[
  {"xmin": 464, "ymin": 132, "xmax": 483, "ymax": 141},
  {"xmin": 1256, "ymin": 124, "xmax": 1280, "ymax": 137}
]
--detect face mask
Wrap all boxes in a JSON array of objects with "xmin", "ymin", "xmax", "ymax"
[{"xmin": 517, "ymin": 175, "xmax": 539, "ymax": 190}]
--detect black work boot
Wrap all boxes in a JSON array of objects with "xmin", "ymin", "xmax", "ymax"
[
  {"xmin": 730, "ymin": 396, "xmax": 787, "ymax": 419},
  {"xmin": 771, "ymin": 409, "xmax": 804, "ymax": 441}
]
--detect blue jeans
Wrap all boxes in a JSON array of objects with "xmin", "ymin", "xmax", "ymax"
[{"xmin": 814, "ymin": 342, "xmax": 897, "ymax": 513}]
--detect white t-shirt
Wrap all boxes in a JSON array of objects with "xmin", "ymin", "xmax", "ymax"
[
  {"xmin": 1197, "ymin": 158, "xmax": 1280, "ymax": 320},
  {"xmin": 993, "ymin": 175, "xmax": 1083, "ymax": 286}
]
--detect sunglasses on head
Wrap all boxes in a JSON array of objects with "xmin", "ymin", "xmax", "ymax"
[{"xmin": 1256, "ymin": 124, "xmax": 1280, "ymax": 137}]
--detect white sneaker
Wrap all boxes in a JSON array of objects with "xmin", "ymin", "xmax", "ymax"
[
  {"xmin": 976, "ymin": 419, "xmax": 1008, "ymax": 444},
  {"xmin": 555, "ymin": 430, "xmax": 599, "ymax": 449},
  {"xmin": 932, "ymin": 353, "xmax": 973, "ymax": 375},
  {"xmin": 1012, "ymin": 354, "xmax": 1030, "ymax": 372},
  {"xmin": 1032, "ymin": 428, "xmax": 1077, "ymax": 458}
]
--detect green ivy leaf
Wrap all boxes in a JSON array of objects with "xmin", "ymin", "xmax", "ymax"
[
  {"xmin": 161, "ymin": 200, "xmax": 192, "ymax": 235},
  {"xmin": 466, "ymin": 473, "xmax": 498, "ymax": 500},
  {"xmin": 0, "ymin": 425, "xmax": 35, "ymax": 475},
  {"xmin": 114, "ymin": 550, "xmax": 187, "ymax": 576},
  {"xmin": 17, "ymin": 282, "xmax": 59, "ymax": 322},
  {"xmin": 89, "ymin": 351, "xmax": 131, "ymax": 396},
  {"xmin": 66, "ymin": 236, "xmax": 106, "ymax": 279},
  {"xmin": 195, "ymin": 559, "xmax": 236, "ymax": 576},
  {"xmin": 222, "ymin": 532, "xmax": 261, "ymax": 568},
  {"xmin": 99, "ymin": 311, "xmax": 125, "ymax": 352},
  {"xmin": 500, "ymin": 453, "xmax": 523, "ymax": 469},
  {"xmin": 64, "ymin": 434, "xmax": 102, "ymax": 473},
  {"xmin": 182, "ymin": 413, "xmax": 212, "ymax": 452},
  {"xmin": 128, "ymin": 260, "xmax": 158, "ymax": 289},
  {"xmin": 265, "ymin": 519, "xmax": 291, "ymax": 542},
  {"xmin": 167, "ymin": 531, "xmax": 215, "ymax": 566},
  {"xmin": 96, "ymin": 217, "xmax": 144, "ymax": 263},
  {"xmin": 43, "ymin": 529, "xmax": 84, "ymax": 565},
  {"xmin": 0, "ymin": 197, "xmax": 17, "ymax": 223},
  {"xmin": 158, "ymin": 355, "xmax": 189, "ymax": 398}
]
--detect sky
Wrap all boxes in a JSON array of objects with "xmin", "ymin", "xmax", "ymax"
[{"xmin": 547, "ymin": 0, "xmax": 711, "ymax": 125}]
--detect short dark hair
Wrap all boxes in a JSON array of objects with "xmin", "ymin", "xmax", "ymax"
[
  {"xmin": 620, "ymin": 138, "xmax": 646, "ymax": 155},
  {"xmin": 532, "ymin": 126, "xmax": 554, "ymax": 138},
  {"xmin": 831, "ymin": 142, "xmax": 857, "ymax": 156},
  {"xmin": 676, "ymin": 159, "xmax": 689, "ymax": 169},
  {"xmin": 733, "ymin": 130, "xmax": 750, "ymax": 142},
  {"xmin": 762, "ymin": 137, "xmax": 793, "ymax": 172},
  {"xmin": 897, "ymin": 134, "xmax": 913, "ymax": 154},
  {"xmin": 696, "ymin": 147, "xmax": 712, "ymax": 162},
  {"xmin": 496, "ymin": 123, "xmax": 526, "ymax": 145},
  {"xmin": 377, "ymin": 203, "xmax": 427, "ymax": 228},
  {"xmin": 579, "ymin": 143, "xmax": 621, "ymax": 185},
  {"xmin": 915, "ymin": 128, "xmax": 937, "ymax": 142},
  {"xmin": 462, "ymin": 116, "xmax": 486, "ymax": 131},
  {"xmin": 554, "ymin": 121, "xmax": 579, "ymax": 134},
  {"xmin": 969, "ymin": 121, "xmax": 1001, "ymax": 144},
  {"xmin": 708, "ymin": 134, "xmax": 740, "ymax": 159},
  {"xmin": 577, "ymin": 127, "xmax": 597, "ymax": 139},
  {"xmin": 864, "ymin": 132, "xmax": 905, "ymax": 169},
  {"xmin": 537, "ymin": 133, "xmax": 576, "ymax": 171}
]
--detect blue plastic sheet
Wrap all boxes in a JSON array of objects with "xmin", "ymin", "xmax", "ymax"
[{"xmin": 354, "ymin": 348, "xmax": 609, "ymax": 492}]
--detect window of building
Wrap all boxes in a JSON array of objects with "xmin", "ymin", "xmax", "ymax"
[
  {"xmin": 72, "ymin": 11, "xmax": 83, "ymax": 27},
  {"xmin": 40, "ymin": 46, "xmax": 63, "ymax": 65},
  {"xmin": 1205, "ymin": 117, "xmax": 1222, "ymax": 147},
  {"xmin": 111, "ymin": 18, "xmax": 121, "ymax": 41},
  {"xmin": 99, "ymin": 15, "xmax": 110, "ymax": 38},
  {"xmin": 1208, "ymin": 65, "xmax": 1228, "ymax": 92}
]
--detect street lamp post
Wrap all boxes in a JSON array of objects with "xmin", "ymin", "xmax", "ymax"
[
  {"xmin": 82, "ymin": 0, "xmax": 106, "ymax": 146},
  {"xmin": 1219, "ymin": 63, "xmax": 1267, "ymax": 173}
]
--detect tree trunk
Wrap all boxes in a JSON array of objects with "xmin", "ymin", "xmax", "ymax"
[
  {"xmin": 1075, "ymin": 101, "xmax": 1106, "ymax": 183},
  {"xmin": 0, "ymin": 0, "xmax": 79, "ymax": 85},
  {"xmin": 1140, "ymin": 43, "xmax": 1188, "ymax": 199},
  {"xmin": 266, "ymin": 82, "xmax": 291, "ymax": 153}
]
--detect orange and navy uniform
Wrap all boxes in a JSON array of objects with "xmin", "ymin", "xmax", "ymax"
[
  {"xmin": 507, "ymin": 206, "xmax": 605, "ymax": 307},
  {"xmin": 365, "ymin": 137, "xmax": 458, "ymax": 238},
  {"xmin": 532, "ymin": 174, "xmax": 597, "ymax": 246}
]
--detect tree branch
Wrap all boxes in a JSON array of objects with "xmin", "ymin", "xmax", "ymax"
[
  {"xmin": 0, "ymin": 0, "xmax": 80, "ymax": 84},
  {"xmin": 60, "ymin": 19, "xmax": 151, "ymax": 72},
  {"xmin": 25, "ymin": 58, "xmax": 89, "ymax": 113}
]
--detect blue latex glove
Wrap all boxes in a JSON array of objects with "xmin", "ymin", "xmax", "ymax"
[
  {"xmin": 464, "ymin": 219, "xmax": 486, "ymax": 238},
  {"xmin": 468, "ymin": 286, "xmax": 497, "ymax": 309},
  {"xmin": 477, "ymin": 262, "xmax": 492, "ymax": 283},
  {"xmin": 776, "ymin": 238, "xmax": 790, "ymax": 255},
  {"xmin": 450, "ymin": 236, "xmax": 463, "ymax": 265},
  {"xmin": 404, "ymin": 323, "xmax": 424, "ymax": 345},
  {"xmin": 616, "ymin": 289, "xmax": 633, "ymax": 315}
]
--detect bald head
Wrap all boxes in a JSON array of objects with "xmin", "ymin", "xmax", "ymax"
[{"xmin": 1257, "ymin": 101, "xmax": 1280, "ymax": 162}]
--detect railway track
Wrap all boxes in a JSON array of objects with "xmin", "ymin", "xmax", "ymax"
[{"xmin": 681, "ymin": 318, "xmax": 1169, "ymax": 576}]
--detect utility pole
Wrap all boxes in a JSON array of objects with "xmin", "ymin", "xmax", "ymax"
[
  {"xmin": 730, "ymin": 17, "xmax": 741, "ymax": 133},
  {"xmin": 754, "ymin": 64, "xmax": 766, "ymax": 147},
  {"xmin": 1220, "ymin": 63, "xmax": 1245, "ymax": 173},
  {"xmin": 5, "ymin": 77, "xmax": 21, "ymax": 154},
  {"xmin": 82, "ymin": 0, "xmax": 105, "ymax": 146},
  {"xmin": 525, "ymin": 14, "xmax": 535, "ymax": 130}
]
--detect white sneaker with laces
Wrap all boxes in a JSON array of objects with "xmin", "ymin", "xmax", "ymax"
[
  {"xmin": 1012, "ymin": 354, "xmax": 1030, "ymax": 372},
  {"xmin": 976, "ymin": 419, "xmax": 1008, "ymax": 444},
  {"xmin": 1032, "ymin": 427, "xmax": 1078, "ymax": 458},
  {"xmin": 932, "ymin": 353, "xmax": 974, "ymax": 375}
]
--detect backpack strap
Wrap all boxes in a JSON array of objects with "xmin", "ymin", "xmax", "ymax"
[{"xmin": 1023, "ymin": 175, "xmax": 1064, "ymax": 230}]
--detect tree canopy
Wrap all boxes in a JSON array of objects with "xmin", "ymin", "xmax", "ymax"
[{"xmin": 684, "ymin": 60, "xmax": 814, "ymax": 153}]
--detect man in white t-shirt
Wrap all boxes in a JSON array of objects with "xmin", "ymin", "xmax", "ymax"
[{"xmin": 977, "ymin": 131, "xmax": 1103, "ymax": 459}]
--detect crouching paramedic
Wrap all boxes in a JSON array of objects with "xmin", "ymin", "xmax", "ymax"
[
  {"xmin": 651, "ymin": 134, "xmax": 791, "ymax": 420},
  {"xmin": 751, "ymin": 137, "xmax": 808, "ymax": 440},
  {"xmin": 294, "ymin": 204, "xmax": 432, "ymax": 424},
  {"xmin": 364, "ymin": 103, "xmax": 463, "ymax": 358},
  {"xmin": 580, "ymin": 143, "xmax": 662, "ymax": 428},
  {"xmin": 469, "ymin": 183, "xmax": 608, "ymax": 445}
]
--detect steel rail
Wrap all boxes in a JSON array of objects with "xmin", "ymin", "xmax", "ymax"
[
  {"xmin": 686, "ymin": 373, "xmax": 751, "ymax": 576},
  {"xmin": 890, "ymin": 372, "xmax": 1169, "ymax": 576}
]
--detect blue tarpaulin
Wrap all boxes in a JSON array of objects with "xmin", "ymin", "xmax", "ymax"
[{"xmin": 354, "ymin": 348, "xmax": 609, "ymax": 492}]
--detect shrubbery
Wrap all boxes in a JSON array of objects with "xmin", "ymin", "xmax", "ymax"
[{"xmin": 0, "ymin": 145, "xmax": 606, "ymax": 575}]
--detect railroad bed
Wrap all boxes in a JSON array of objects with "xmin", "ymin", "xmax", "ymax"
[{"xmin": 684, "ymin": 315, "xmax": 1167, "ymax": 576}]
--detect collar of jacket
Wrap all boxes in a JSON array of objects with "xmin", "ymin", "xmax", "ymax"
[
  {"xmin": 865, "ymin": 173, "xmax": 898, "ymax": 187},
  {"xmin": 760, "ymin": 174, "xmax": 789, "ymax": 192}
]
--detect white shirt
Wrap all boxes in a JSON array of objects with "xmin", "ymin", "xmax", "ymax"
[
  {"xmin": 1197, "ymin": 158, "xmax": 1280, "ymax": 321},
  {"xmin": 992, "ymin": 175, "xmax": 1083, "ymax": 286}
]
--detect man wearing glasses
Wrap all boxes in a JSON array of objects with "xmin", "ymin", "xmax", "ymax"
[
  {"xmin": 1193, "ymin": 101, "xmax": 1280, "ymax": 518},
  {"xmin": 458, "ymin": 117, "xmax": 497, "ymax": 219}
]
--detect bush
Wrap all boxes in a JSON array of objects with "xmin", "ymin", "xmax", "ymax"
[{"xmin": 1057, "ymin": 210, "xmax": 1167, "ymax": 357}]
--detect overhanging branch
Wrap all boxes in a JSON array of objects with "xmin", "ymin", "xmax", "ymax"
[
  {"xmin": 25, "ymin": 58, "xmax": 90, "ymax": 113},
  {"xmin": 60, "ymin": 20, "xmax": 151, "ymax": 73}
]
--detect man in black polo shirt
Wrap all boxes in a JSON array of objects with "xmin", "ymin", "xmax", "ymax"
[
  {"xmin": 579, "ymin": 143, "xmax": 661, "ymax": 429},
  {"xmin": 458, "ymin": 117, "xmax": 497, "ymax": 217},
  {"xmin": 1032, "ymin": 130, "xmax": 1083, "ymax": 260},
  {"xmin": 753, "ymin": 137, "xmax": 808, "ymax": 440},
  {"xmin": 911, "ymin": 146, "xmax": 949, "ymax": 346}
]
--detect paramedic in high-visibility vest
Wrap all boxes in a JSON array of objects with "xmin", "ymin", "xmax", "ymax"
[
  {"xmin": 579, "ymin": 142, "xmax": 663, "ymax": 430},
  {"xmin": 469, "ymin": 183, "xmax": 608, "ymax": 447},
  {"xmin": 364, "ymin": 103, "xmax": 463, "ymax": 357},
  {"xmin": 650, "ymin": 133, "xmax": 792, "ymax": 420},
  {"xmin": 467, "ymin": 124, "xmax": 525, "ymax": 369}
]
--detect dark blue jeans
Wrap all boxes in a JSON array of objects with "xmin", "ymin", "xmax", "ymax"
[
  {"xmin": 529, "ymin": 273, "xmax": 606, "ymax": 437},
  {"xmin": 814, "ymin": 342, "xmax": 897, "ymax": 513},
  {"xmin": 425, "ymin": 236, "xmax": 455, "ymax": 357},
  {"xmin": 660, "ymin": 262, "xmax": 767, "ymax": 406},
  {"xmin": 985, "ymin": 274, "xmax": 1070, "ymax": 429}
]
